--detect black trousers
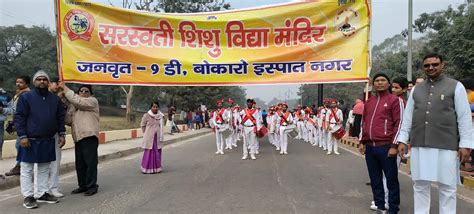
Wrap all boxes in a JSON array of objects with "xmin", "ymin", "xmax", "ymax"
[{"xmin": 75, "ymin": 136, "xmax": 98, "ymax": 189}]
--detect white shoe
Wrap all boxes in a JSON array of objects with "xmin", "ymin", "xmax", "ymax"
[
  {"xmin": 276, "ymin": 148, "xmax": 280, "ymax": 151},
  {"xmin": 50, "ymin": 190, "xmax": 64, "ymax": 198},
  {"xmin": 370, "ymin": 201, "xmax": 377, "ymax": 211},
  {"xmin": 255, "ymin": 150, "xmax": 259, "ymax": 155},
  {"xmin": 219, "ymin": 151, "xmax": 224, "ymax": 155},
  {"xmin": 215, "ymin": 151, "xmax": 220, "ymax": 154},
  {"xmin": 284, "ymin": 152, "xmax": 288, "ymax": 155},
  {"xmin": 327, "ymin": 152, "xmax": 332, "ymax": 155},
  {"xmin": 251, "ymin": 155, "xmax": 256, "ymax": 160},
  {"xmin": 323, "ymin": 148, "xmax": 327, "ymax": 151},
  {"xmin": 334, "ymin": 152, "xmax": 340, "ymax": 155},
  {"xmin": 242, "ymin": 155, "xmax": 248, "ymax": 160},
  {"xmin": 280, "ymin": 152, "xmax": 284, "ymax": 155}
]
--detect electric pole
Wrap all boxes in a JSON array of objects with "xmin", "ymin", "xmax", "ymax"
[{"xmin": 407, "ymin": 0, "xmax": 413, "ymax": 82}]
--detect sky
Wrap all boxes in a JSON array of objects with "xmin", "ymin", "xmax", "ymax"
[{"xmin": 0, "ymin": 0, "xmax": 467, "ymax": 103}]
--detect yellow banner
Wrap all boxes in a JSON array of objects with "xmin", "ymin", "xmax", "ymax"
[{"xmin": 56, "ymin": 0, "xmax": 371, "ymax": 85}]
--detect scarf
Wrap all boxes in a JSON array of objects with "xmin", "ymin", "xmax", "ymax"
[{"xmin": 148, "ymin": 110, "xmax": 163, "ymax": 119}]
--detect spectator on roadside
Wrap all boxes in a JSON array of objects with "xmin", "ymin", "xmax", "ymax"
[
  {"xmin": 0, "ymin": 77, "xmax": 12, "ymax": 160},
  {"xmin": 39, "ymin": 77, "xmax": 67, "ymax": 198},
  {"xmin": 194, "ymin": 111, "xmax": 202, "ymax": 129},
  {"xmin": 4, "ymin": 75, "xmax": 31, "ymax": 176},
  {"xmin": 359, "ymin": 73, "xmax": 403, "ymax": 214},
  {"xmin": 351, "ymin": 98, "xmax": 364, "ymax": 138},
  {"xmin": 186, "ymin": 110, "xmax": 193, "ymax": 130},
  {"xmin": 407, "ymin": 81, "xmax": 414, "ymax": 94},
  {"xmin": 397, "ymin": 53, "xmax": 474, "ymax": 213},
  {"xmin": 60, "ymin": 83, "xmax": 100, "ymax": 196},
  {"xmin": 460, "ymin": 78, "xmax": 474, "ymax": 172},
  {"xmin": 140, "ymin": 101, "xmax": 164, "ymax": 174},
  {"xmin": 415, "ymin": 77, "xmax": 424, "ymax": 85},
  {"xmin": 15, "ymin": 71, "xmax": 66, "ymax": 209},
  {"xmin": 391, "ymin": 77, "xmax": 409, "ymax": 103}
]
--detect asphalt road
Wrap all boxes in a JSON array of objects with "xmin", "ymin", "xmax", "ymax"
[{"xmin": 1, "ymin": 133, "xmax": 473, "ymax": 213}]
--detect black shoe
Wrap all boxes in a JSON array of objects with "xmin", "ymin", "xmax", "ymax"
[
  {"xmin": 71, "ymin": 187, "xmax": 87, "ymax": 194},
  {"xmin": 84, "ymin": 185, "xmax": 98, "ymax": 196},
  {"xmin": 23, "ymin": 196, "xmax": 38, "ymax": 209},
  {"xmin": 365, "ymin": 182, "xmax": 371, "ymax": 186},
  {"xmin": 5, "ymin": 165, "xmax": 20, "ymax": 176},
  {"xmin": 37, "ymin": 193, "xmax": 59, "ymax": 204}
]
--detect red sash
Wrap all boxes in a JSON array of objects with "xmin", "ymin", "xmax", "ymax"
[
  {"xmin": 241, "ymin": 108, "xmax": 257, "ymax": 126},
  {"xmin": 307, "ymin": 117, "xmax": 316, "ymax": 127},
  {"xmin": 215, "ymin": 108, "xmax": 226, "ymax": 123},
  {"xmin": 280, "ymin": 112, "xmax": 290, "ymax": 125}
]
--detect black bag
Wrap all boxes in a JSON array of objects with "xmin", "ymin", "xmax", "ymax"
[{"xmin": 5, "ymin": 120, "xmax": 15, "ymax": 134}]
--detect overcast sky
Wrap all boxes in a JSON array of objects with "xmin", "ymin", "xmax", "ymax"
[{"xmin": 0, "ymin": 0, "xmax": 467, "ymax": 103}]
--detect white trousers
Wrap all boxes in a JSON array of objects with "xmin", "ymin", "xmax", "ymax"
[
  {"xmin": 306, "ymin": 125, "xmax": 316, "ymax": 145},
  {"xmin": 242, "ymin": 127, "xmax": 257, "ymax": 156},
  {"xmin": 48, "ymin": 135, "xmax": 62, "ymax": 192},
  {"xmin": 231, "ymin": 128, "xmax": 239, "ymax": 147},
  {"xmin": 215, "ymin": 131, "xmax": 224, "ymax": 153},
  {"xmin": 319, "ymin": 129, "xmax": 327, "ymax": 149},
  {"xmin": 225, "ymin": 129, "xmax": 234, "ymax": 149},
  {"xmin": 326, "ymin": 134, "xmax": 339, "ymax": 153},
  {"xmin": 279, "ymin": 126, "xmax": 289, "ymax": 153},
  {"xmin": 21, "ymin": 162, "xmax": 50, "ymax": 198},
  {"xmin": 296, "ymin": 121, "xmax": 305, "ymax": 139},
  {"xmin": 413, "ymin": 180, "xmax": 456, "ymax": 214},
  {"xmin": 269, "ymin": 133, "xmax": 280, "ymax": 149}
]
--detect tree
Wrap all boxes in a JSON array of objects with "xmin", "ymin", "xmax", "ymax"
[{"xmin": 0, "ymin": 25, "xmax": 57, "ymax": 91}]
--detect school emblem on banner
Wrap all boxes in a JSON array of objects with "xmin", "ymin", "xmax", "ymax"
[
  {"xmin": 335, "ymin": 8, "xmax": 359, "ymax": 37},
  {"xmin": 64, "ymin": 9, "xmax": 95, "ymax": 41}
]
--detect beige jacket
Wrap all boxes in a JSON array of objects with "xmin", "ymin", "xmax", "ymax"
[
  {"xmin": 65, "ymin": 90, "xmax": 100, "ymax": 142},
  {"xmin": 141, "ymin": 111, "xmax": 164, "ymax": 149}
]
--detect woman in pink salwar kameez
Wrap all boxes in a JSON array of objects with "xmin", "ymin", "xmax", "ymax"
[{"xmin": 140, "ymin": 102, "xmax": 164, "ymax": 174}]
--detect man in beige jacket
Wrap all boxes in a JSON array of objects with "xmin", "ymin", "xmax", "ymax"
[{"xmin": 59, "ymin": 83, "xmax": 100, "ymax": 196}]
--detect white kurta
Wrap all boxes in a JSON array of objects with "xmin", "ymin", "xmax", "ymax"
[{"xmin": 397, "ymin": 82, "xmax": 474, "ymax": 186}]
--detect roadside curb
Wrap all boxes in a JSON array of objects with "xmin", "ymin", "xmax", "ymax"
[
  {"xmin": 0, "ymin": 131, "xmax": 210, "ymax": 191},
  {"xmin": 340, "ymin": 137, "xmax": 474, "ymax": 189}
]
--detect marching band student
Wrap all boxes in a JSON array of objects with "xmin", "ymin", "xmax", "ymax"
[
  {"xmin": 294, "ymin": 105, "xmax": 306, "ymax": 141},
  {"xmin": 276, "ymin": 103, "xmax": 293, "ymax": 155},
  {"xmin": 266, "ymin": 106, "xmax": 278, "ymax": 149},
  {"xmin": 225, "ymin": 99, "xmax": 235, "ymax": 150},
  {"xmin": 212, "ymin": 99, "xmax": 231, "ymax": 155},
  {"xmin": 240, "ymin": 99, "xmax": 262, "ymax": 160},
  {"xmin": 305, "ymin": 107, "xmax": 318, "ymax": 146},
  {"xmin": 326, "ymin": 99, "xmax": 343, "ymax": 155},
  {"xmin": 231, "ymin": 104, "xmax": 241, "ymax": 148},
  {"xmin": 318, "ymin": 100, "xmax": 330, "ymax": 150}
]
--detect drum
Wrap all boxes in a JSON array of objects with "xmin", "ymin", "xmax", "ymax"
[
  {"xmin": 288, "ymin": 129, "xmax": 299, "ymax": 138},
  {"xmin": 256, "ymin": 126, "xmax": 268, "ymax": 138},
  {"xmin": 284, "ymin": 124, "xmax": 296, "ymax": 131},
  {"xmin": 221, "ymin": 128, "xmax": 232, "ymax": 138},
  {"xmin": 332, "ymin": 128, "xmax": 346, "ymax": 140}
]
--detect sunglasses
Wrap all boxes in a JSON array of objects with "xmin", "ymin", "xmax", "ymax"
[
  {"xmin": 79, "ymin": 90, "xmax": 90, "ymax": 93},
  {"xmin": 423, "ymin": 63, "xmax": 440, "ymax": 68}
]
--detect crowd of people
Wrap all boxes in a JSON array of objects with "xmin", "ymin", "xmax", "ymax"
[{"xmin": 0, "ymin": 71, "xmax": 100, "ymax": 209}]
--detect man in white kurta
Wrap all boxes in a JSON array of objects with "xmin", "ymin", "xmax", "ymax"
[
  {"xmin": 213, "ymin": 99, "xmax": 231, "ymax": 155},
  {"xmin": 304, "ymin": 108, "xmax": 317, "ymax": 146},
  {"xmin": 397, "ymin": 54, "xmax": 474, "ymax": 214},
  {"xmin": 240, "ymin": 99, "xmax": 262, "ymax": 160},
  {"xmin": 267, "ymin": 106, "xmax": 279, "ymax": 150},
  {"xmin": 231, "ymin": 105, "xmax": 241, "ymax": 148},
  {"xmin": 294, "ymin": 106, "xmax": 306, "ymax": 140}
]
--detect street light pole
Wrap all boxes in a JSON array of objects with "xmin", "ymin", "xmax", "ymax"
[{"xmin": 407, "ymin": 0, "xmax": 413, "ymax": 82}]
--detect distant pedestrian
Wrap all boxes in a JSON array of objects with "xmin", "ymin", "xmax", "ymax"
[
  {"xmin": 397, "ymin": 54, "xmax": 474, "ymax": 214},
  {"xmin": 351, "ymin": 99, "xmax": 364, "ymax": 138},
  {"xmin": 60, "ymin": 83, "xmax": 100, "ymax": 196},
  {"xmin": 140, "ymin": 101, "xmax": 164, "ymax": 174},
  {"xmin": 0, "ymin": 77, "xmax": 12, "ymax": 160},
  {"xmin": 15, "ymin": 71, "xmax": 66, "ymax": 209},
  {"xmin": 4, "ymin": 75, "xmax": 31, "ymax": 176},
  {"xmin": 186, "ymin": 110, "xmax": 193, "ymax": 130},
  {"xmin": 359, "ymin": 72, "xmax": 403, "ymax": 214},
  {"xmin": 194, "ymin": 111, "xmax": 201, "ymax": 129}
]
